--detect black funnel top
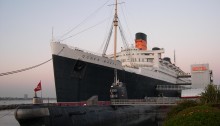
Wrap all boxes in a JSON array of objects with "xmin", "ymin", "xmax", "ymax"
[{"xmin": 135, "ymin": 32, "xmax": 147, "ymax": 41}]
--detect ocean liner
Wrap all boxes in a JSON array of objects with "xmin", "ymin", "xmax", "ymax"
[{"xmin": 50, "ymin": 1, "xmax": 191, "ymax": 102}]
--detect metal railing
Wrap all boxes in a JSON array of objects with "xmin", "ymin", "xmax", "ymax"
[
  {"xmin": 111, "ymin": 97, "xmax": 180, "ymax": 106},
  {"xmin": 156, "ymin": 85, "xmax": 190, "ymax": 91}
]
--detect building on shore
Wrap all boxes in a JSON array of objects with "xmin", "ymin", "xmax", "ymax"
[
  {"xmin": 24, "ymin": 94, "xmax": 28, "ymax": 99},
  {"xmin": 181, "ymin": 63, "xmax": 213, "ymax": 98}
]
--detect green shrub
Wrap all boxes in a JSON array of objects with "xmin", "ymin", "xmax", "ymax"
[
  {"xmin": 165, "ymin": 100, "xmax": 198, "ymax": 120},
  {"xmin": 164, "ymin": 105, "xmax": 220, "ymax": 126}
]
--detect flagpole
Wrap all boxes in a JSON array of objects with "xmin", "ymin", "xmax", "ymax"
[{"xmin": 41, "ymin": 80, "xmax": 42, "ymax": 99}]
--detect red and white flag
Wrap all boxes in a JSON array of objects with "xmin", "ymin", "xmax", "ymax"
[{"xmin": 34, "ymin": 81, "xmax": 42, "ymax": 92}]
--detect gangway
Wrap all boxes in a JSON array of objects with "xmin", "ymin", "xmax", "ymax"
[{"xmin": 111, "ymin": 97, "xmax": 180, "ymax": 106}]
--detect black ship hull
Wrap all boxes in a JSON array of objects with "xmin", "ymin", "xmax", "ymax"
[{"xmin": 52, "ymin": 55, "xmax": 180, "ymax": 102}]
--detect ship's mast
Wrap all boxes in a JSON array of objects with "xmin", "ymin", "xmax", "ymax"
[
  {"xmin": 113, "ymin": 0, "xmax": 118, "ymax": 84},
  {"xmin": 174, "ymin": 50, "xmax": 176, "ymax": 65}
]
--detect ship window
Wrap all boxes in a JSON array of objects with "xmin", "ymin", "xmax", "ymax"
[{"xmin": 147, "ymin": 58, "xmax": 153, "ymax": 62}]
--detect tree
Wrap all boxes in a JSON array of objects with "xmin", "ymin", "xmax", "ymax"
[{"xmin": 200, "ymin": 84, "xmax": 220, "ymax": 104}]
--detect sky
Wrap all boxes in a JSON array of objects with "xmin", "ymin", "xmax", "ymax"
[{"xmin": 0, "ymin": 0, "xmax": 220, "ymax": 98}]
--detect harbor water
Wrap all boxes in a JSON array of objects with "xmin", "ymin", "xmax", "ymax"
[
  {"xmin": 0, "ymin": 99, "xmax": 57, "ymax": 105},
  {"xmin": 0, "ymin": 109, "xmax": 19, "ymax": 126}
]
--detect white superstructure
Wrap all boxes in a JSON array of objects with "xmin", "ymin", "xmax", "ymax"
[{"xmin": 107, "ymin": 46, "xmax": 191, "ymax": 84}]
